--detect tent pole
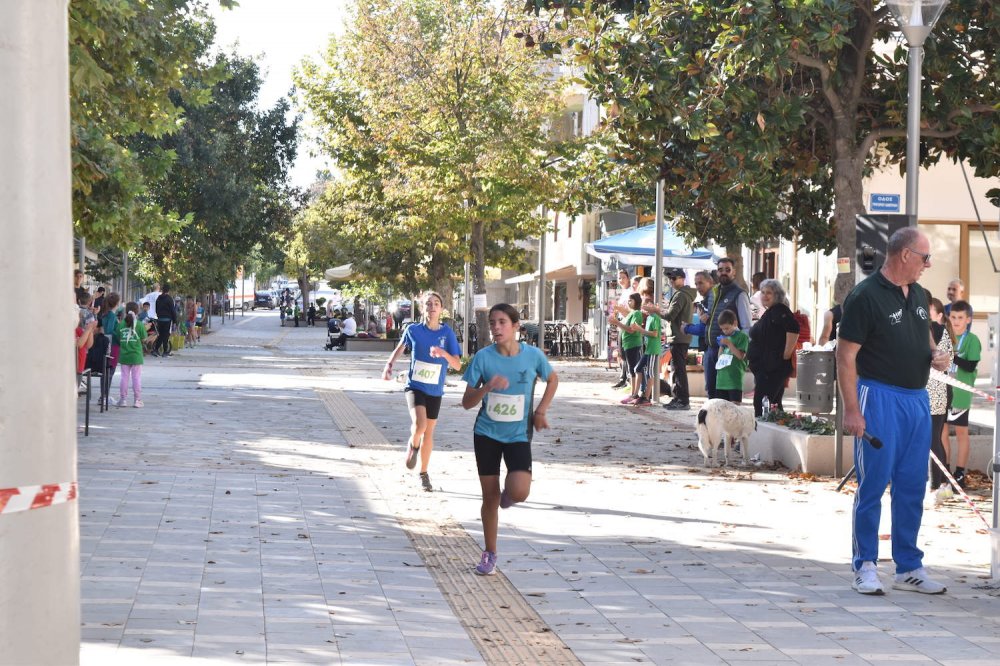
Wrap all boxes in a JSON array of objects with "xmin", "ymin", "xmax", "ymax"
[{"xmin": 653, "ymin": 179, "xmax": 665, "ymax": 403}]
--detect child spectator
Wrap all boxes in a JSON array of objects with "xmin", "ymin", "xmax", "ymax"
[
  {"xmin": 76, "ymin": 319, "xmax": 97, "ymax": 380},
  {"xmin": 609, "ymin": 293, "xmax": 644, "ymax": 405},
  {"xmin": 714, "ymin": 310, "xmax": 749, "ymax": 403},
  {"xmin": 78, "ymin": 292, "xmax": 96, "ymax": 328},
  {"xmin": 185, "ymin": 297, "xmax": 197, "ymax": 345},
  {"xmin": 138, "ymin": 301, "xmax": 151, "ymax": 323},
  {"xmin": 633, "ymin": 295, "xmax": 662, "ymax": 406},
  {"xmin": 942, "ymin": 300, "xmax": 980, "ymax": 488},
  {"xmin": 117, "ymin": 302, "xmax": 147, "ymax": 408}
]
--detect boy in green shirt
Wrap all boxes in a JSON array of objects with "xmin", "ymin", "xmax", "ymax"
[
  {"xmin": 943, "ymin": 301, "xmax": 980, "ymax": 488},
  {"xmin": 634, "ymin": 295, "xmax": 662, "ymax": 406},
  {"xmin": 714, "ymin": 310, "xmax": 749, "ymax": 403}
]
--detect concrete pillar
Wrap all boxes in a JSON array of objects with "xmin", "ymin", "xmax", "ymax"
[{"xmin": 0, "ymin": 2, "xmax": 80, "ymax": 664}]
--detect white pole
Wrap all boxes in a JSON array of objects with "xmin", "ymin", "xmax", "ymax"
[
  {"xmin": 653, "ymin": 179, "xmax": 665, "ymax": 402},
  {"xmin": 0, "ymin": 2, "xmax": 80, "ymax": 663}
]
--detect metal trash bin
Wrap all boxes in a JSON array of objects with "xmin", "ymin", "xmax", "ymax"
[{"xmin": 796, "ymin": 349, "xmax": 835, "ymax": 413}]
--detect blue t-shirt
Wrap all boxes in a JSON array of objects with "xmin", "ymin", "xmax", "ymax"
[
  {"xmin": 402, "ymin": 323, "xmax": 461, "ymax": 397},
  {"xmin": 463, "ymin": 343, "xmax": 554, "ymax": 443}
]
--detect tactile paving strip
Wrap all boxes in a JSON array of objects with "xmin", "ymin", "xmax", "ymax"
[{"xmin": 316, "ymin": 387, "xmax": 580, "ymax": 665}]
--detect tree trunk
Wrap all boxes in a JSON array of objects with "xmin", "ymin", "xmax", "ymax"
[
  {"xmin": 429, "ymin": 251, "xmax": 453, "ymax": 315},
  {"xmin": 725, "ymin": 247, "xmax": 748, "ymax": 291},
  {"xmin": 471, "ymin": 219, "xmax": 488, "ymax": 350},
  {"xmin": 832, "ymin": 139, "xmax": 865, "ymax": 306}
]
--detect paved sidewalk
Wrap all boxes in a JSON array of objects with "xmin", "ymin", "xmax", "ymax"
[{"xmin": 78, "ymin": 312, "xmax": 999, "ymax": 665}]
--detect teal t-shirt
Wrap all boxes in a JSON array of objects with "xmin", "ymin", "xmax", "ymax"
[
  {"xmin": 715, "ymin": 330, "xmax": 749, "ymax": 391},
  {"xmin": 463, "ymin": 343, "xmax": 554, "ymax": 443},
  {"xmin": 951, "ymin": 332, "xmax": 981, "ymax": 410},
  {"xmin": 643, "ymin": 312, "xmax": 662, "ymax": 356},
  {"xmin": 621, "ymin": 310, "xmax": 643, "ymax": 351}
]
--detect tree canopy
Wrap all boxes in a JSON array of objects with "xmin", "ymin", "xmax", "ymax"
[
  {"xmin": 526, "ymin": 0, "xmax": 999, "ymax": 298},
  {"xmin": 134, "ymin": 53, "xmax": 301, "ymax": 294},
  {"xmin": 294, "ymin": 0, "xmax": 567, "ymax": 316},
  {"xmin": 69, "ymin": 0, "xmax": 238, "ymax": 248}
]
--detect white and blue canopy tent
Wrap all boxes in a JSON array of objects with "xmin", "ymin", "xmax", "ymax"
[{"xmin": 585, "ymin": 222, "xmax": 719, "ymax": 270}]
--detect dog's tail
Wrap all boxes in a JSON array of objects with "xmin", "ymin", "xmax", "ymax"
[{"xmin": 696, "ymin": 408, "xmax": 710, "ymax": 448}]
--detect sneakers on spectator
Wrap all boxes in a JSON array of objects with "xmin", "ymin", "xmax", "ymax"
[
  {"xmin": 499, "ymin": 488, "xmax": 513, "ymax": 509},
  {"xmin": 611, "ymin": 379, "xmax": 628, "ymax": 389},
  {"xmin": 852, "ymin": 561, "xmax": 884, "ymax": 595},
  {"xmin": 666, "ymin": 401, "xmax": 690, "ymax": 410},
  {"xmin": 151, "ymin": 350, "xmax": 160, "ymax": 357},
  {"xmin": 405, "ymin": 445, "xmax": 420, "ymax": 470},
  {"xmin": 475, "ymin": 550, "xmax": 497, "ymax": 576},
  {"xmin": 620, "ymin": 395, "xmax": 638, "ymax": 405},
  {"xmin": 134, "ymin": 400, "xmax": 144, "ymax": 408},
  {"xmin": 952, "ymin": 468, "xmax": 966, "ymax": 489},
  {"xmin": 420, "ymin": 472, "xmax": 433, "ymax": 492},
  {"xmin": 115, "ymin": 397, "xmax": 126, "ymax": 408},
  {"xmin": 634, "ymin": 397, "xmax": 653, "ymax": 407},
  {"xmin": 892, "ymin": 568, "xmax": 947, "ymax": 594}
]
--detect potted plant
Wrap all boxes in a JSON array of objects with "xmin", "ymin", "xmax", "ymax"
[{"xmin": 751, "ymin": 409, "xmax": 852, "ymax": 475}]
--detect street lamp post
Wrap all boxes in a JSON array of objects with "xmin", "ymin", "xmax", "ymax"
[{"xmin": 884, "ymin": 0, "xmax": 949, "ymax": 226}]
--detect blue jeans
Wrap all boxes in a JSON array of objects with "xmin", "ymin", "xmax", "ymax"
[{"xmin": 702, "ymin": 345, "xmax": 719, "ymax": 399}]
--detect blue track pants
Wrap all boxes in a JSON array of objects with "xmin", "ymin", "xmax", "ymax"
[{"xmin": 852, "ymin": 378, "xmax": 931, "ymax": 573}]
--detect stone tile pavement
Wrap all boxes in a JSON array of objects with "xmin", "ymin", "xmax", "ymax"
[{"xmin": 77, "ymin": 311, "xmax": 999, "ymax": 664}]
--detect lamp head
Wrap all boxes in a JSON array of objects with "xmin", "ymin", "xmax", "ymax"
[{"xmin": 885, "ymin": 0, "xmax": 949, "ymax": 46}]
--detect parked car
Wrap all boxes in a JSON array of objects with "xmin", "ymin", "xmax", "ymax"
[{"xmin": 252, "ymin": 292, "xmax": 275, "ymax": 310}]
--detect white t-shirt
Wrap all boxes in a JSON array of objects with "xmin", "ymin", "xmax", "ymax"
[
  {"xmin": 342, "ymin": 316, "xmax": 357, "ymax": 336},
  {"xmin": 143, "ymin": 291, "xmax": 161, "ymax": 317}
]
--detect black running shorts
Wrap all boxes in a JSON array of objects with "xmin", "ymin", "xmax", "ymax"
[
  {"xmin": 405, "ymin": 388, "xmax": 443, "ymax": 420},
  {"xmin": 474, "ymin": 433, "xmax": 532, "ymax": 476}
]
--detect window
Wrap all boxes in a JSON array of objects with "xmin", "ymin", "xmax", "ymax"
[{"xmin": 968, "ymin": 225, "xmax": 999, "ymax": 316}]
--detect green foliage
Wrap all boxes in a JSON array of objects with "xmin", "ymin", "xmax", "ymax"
[
  {"xmin": 294, "ymin": 0, "xmax": 567, "ymax": 304},
  {"xmin": 526, "ymin": 0, "xmax": 1000, "ymax": 287},
  {"xmin": 759, "ymin": 409, "xmax": 835, "ymax": 436},
  {"xmin": 134, "ymin": 52, "xmax": 301, "ymax": 294},
  {"xmin": 69, "ymin": 0, "xmax": 233, "ymax": 248}
]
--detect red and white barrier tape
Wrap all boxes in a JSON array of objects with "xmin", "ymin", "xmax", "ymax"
[
  {"xmin": 928, "ymin": 369, "xmax": 997, "ymax": 403},
  {"xmin": 0, "ymin": 482, "xmax": 77, "ymax": 516},
  {"xmin": 928, "ymin": 453, "xmax": 992, "ymax": 530}
]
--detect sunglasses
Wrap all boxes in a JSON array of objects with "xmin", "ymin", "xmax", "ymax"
[{"xmin": 906, "ymin": 247, "xmax": 931, "ymax": 265}]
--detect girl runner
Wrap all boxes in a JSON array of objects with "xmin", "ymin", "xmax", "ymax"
[
  {"xmin": 461, "ymin": 303, "xmax": 559, "ymax": 576},
  {"xmin": 382, "ymin": 292, "xmax": 462, "ymax": 492}
]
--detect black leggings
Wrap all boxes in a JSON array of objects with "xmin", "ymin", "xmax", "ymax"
[
  {"xmin": 929, "ymin": 412, "xmax": 948, "ymax": 489},
  {"xmin": 752, "ymin": 368, "xmax": 789, "ymax": 417}
]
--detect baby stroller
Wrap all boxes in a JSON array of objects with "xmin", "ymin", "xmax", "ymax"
[{"xmin": 324, "ymin": 317, "xmax": 342, "ymax": 350}]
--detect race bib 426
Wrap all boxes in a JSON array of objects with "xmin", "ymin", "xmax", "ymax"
[{"xmin": 486, "ymin": 392, "xmax": 524, "ymax": 422}]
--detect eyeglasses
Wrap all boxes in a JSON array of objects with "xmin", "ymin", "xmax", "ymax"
[{"xmin": 906, "ymin": 247, "xmax": 931, "ymax": 265}]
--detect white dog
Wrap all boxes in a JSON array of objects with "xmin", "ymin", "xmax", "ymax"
[{"xmin": 696, "ymin": 398, "xmax": 756, "ymax": 467}]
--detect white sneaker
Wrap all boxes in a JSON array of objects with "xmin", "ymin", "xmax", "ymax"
[
  {"xmin": 893, "ymin": 568, "xmax": 947, "ymax": 594},
  {"xmin": 852, "ymin": 561, "xmax": 884, "ymax": 595},
  {"xmin": 134, "ymin": 400, "xmax": 144, "ymax": 408},
  {"xmin": 116, "ymin": 397, "xmax": 126, "ymax": 408}
]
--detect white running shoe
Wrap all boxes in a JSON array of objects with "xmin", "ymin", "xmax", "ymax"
[
  {"xmin": 852, "ymin": 561, "xmax": 884, "ymax": 595},
  {"xmin": 116, "ymin": 397, "xmax": 126, "ymax": 408},
  {"xmin": 134, "ymin": 400, "xmax": 144, "ymax": 408},
  {"xmin": 892, "ymin": 568, "xmax": 947, "ymax": 594}
]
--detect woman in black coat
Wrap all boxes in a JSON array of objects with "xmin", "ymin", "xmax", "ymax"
[{"xmin": 747, "ymin": 279, "xmax": 800, "ymax": 416}]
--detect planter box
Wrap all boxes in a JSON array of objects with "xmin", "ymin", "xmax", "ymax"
[
  {"xmin": 750, "ymin": 421, "xmax": 853, "ymax": 475},
  {"xmin": 343, "ymin": 337, "xmax": 397, "ymax": 352}
]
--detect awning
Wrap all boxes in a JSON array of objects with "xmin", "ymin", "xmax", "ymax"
[
  {"xmin": 585, "ymin": 223, "xmax": 719, "ymax": 269},
  {"xmin": 504, "ymin": 265, "xmax": 593, "ymax": 285},
  {"xmin": 324, "ymin": 264, "xmax": 358, "ymax": 281}
]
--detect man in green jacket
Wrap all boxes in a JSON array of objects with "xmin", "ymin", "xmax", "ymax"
[{"xmin": 660, "ymin": 269, "xmax": 696, "ymax": 409}]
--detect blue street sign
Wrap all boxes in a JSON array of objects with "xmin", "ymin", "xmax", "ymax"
[{"xmin": 870, "ymin": 193, "xmax": 901, "ymax": 212}]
